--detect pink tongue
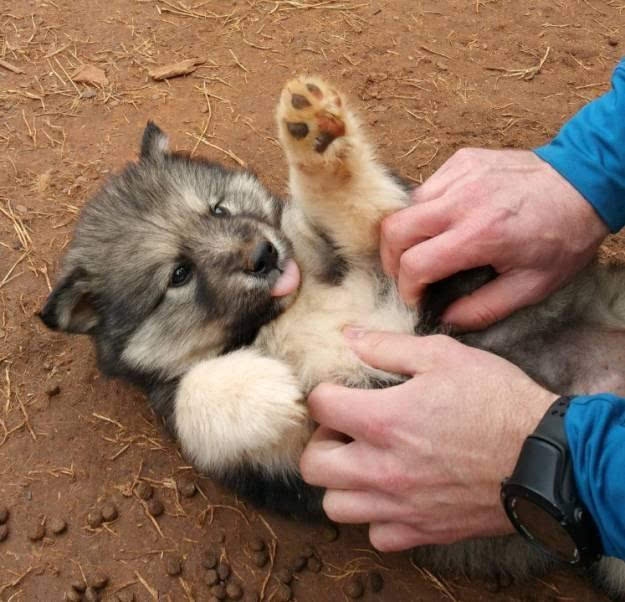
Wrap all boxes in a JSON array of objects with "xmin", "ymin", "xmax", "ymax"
[{"xmin": 271, "ymin": 259, "xmax": 301, "ymax": 297}]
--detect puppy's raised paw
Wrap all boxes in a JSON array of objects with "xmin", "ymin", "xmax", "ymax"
[{"xmin": 278, "ymin": 76, "xmax": 346, "ymax": 154}]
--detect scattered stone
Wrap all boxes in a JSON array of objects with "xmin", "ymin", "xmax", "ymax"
[
  {"xmin": 302, "ymin": 544, "xmax": 315, "ymax": 558},
  {"xmin": 276, "ymin": 568, "xmax": 292, "ymax": 585},
  {"xmin": 252, "ymin": 550, "xmax": 269, "ymax": 568},
  {"xmin": 48, "ymin": 517, "xmax": 67, "ymax": 535},
  {"xmin": 368, "ymin": 570, "xmax": 384, "ymax": 593},
  {"xmin": 177, "ymin": 478, "xmax": 197, "ymax": 498},
  {"xmin": 101, "ymin": 502, "xmax": 118, "ymax": 522},
  {"xmin": 608, "ymin": 37, "xmax": 619, "ymax": 47},
  {"xmin": 204, "ymin": 569, "xmax": 219, "ymax": 586},
  {"xmin": 0, "ymin": 524, "xmax": 8, "ymax": 542},
  {"xmin": 87, "ymin": 510, "xmax": 103, "ymax": 529},
  {"xmin": 134, "ymin": 482, "xmax": 153, "ymax": 500},
  {"xmin": 71, "ymin": 64, "xmax": 109, "ymax": 87},
  {"xmin": 291, "ymin": 556, "xmax": 307, "ymax": 572},
  {"xmin": 90, "ymin": 573, "xmax": 109, "ymax": 590},
  {"xmin": 217, "ymin": 560, "xmax": 231, "ymax": 581},
  {"xmin": 116, "ymin": 591, "xmax": 135, "ymax": 602},
  {"xmin": 321, "ymin": 524, "xmax": 339, "ymax": 542},
  {"xmin": 210, "ymin": 583, "xmax": 227, "ymax": 600},
  {"xmin": 45, "ymin": 384, "xmax": 61, "ymax": 397},
  {"xmin": 344, "ymin": 576, "xmax": 365, "ymax": 599},
  {"xmin": 65, "ymin": 589, "xmax": 81, "ymax": 602},
  {"xmin": 15, "ymin": 204, "xmax": 28, "ymax": 213},
  {"xmin": 84, "ymin": 586, "xmax": 99, "ymax": 601},
  {"xmin": 248, "ymin": 536, "xmax": 265, "ymax": 552},
  {"xmin": 147, "ymin": 498, "xmax": 164, "ymax": 517},
  {"xmin": 202, "ymin": 549, "xmax": 218, "ymax": 569},
  {"xmin": 148, "ymin": 58, "xmax": 205, "ymax": 81},
  {"xmin": 166, "ymin": 555, "xmax": 182, "ymax": 577},
  {"xmin": 0, "ymin": 506, "xmax": 9, "ymax": 524},
  {"xmin": 306, "ymin": 556, "xmax": 322, "ymax": 573},
  {"xmin": 226, "ymin": 583, "xmax": 243, "ymax": 600},
  {"xmin": 27, "ymin": 523, "xmax": 45, "ymax": 542},
  {"xmin": 71, "ymin": 580, "xmax": 87, "ymax": 593},
  {"xmin": 273, "ymin": 583, "xmax": 292, "ymax": 602},
  {"xmin": 81, "ymin": 88, "xmax": 97, "ymax": 99}
]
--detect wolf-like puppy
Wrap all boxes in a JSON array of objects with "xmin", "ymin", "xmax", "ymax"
[{"xmin": 41, "ymin": 77, "xmax": 625, "ymax": 596}]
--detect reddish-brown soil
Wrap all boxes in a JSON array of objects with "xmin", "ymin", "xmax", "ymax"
[{"xmin": 1, "ymin": 1, "xmax": 624, "ymax": 600}]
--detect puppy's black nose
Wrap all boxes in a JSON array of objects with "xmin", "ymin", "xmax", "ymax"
[{"xmin": 250, "ymin": 240, "xmax": 278, "ymax": 274}]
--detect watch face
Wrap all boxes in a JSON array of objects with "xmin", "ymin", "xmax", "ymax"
[{"xmin": 509, "ymin": 497, "xmax": 579, "ymax": 563}]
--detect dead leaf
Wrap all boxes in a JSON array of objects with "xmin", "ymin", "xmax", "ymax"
[
  {"xmin": 71, "ymin": 64, "xmax": 109, "ymax": 87},
  {"xmin": 148, "ymin": 58, "xmax": 205, "ymax": 81}
]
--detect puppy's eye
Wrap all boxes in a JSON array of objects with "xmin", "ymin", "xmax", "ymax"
[
  {"xmin": 170, "ymin": 264, "xmax": 193, "ymax": 287},
  {"xmin": 210, "ymin": 202, "xmax": 230, "ymax": 217}
]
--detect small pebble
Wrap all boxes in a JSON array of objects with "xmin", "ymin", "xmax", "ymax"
[
  {"xmin": 321, "ymin": 523, "xmax": 339, "ymax": 542},
  {"xmin": 226, "ymin": 583, "xmax": 243, "ymax": 600},
  {"xmin": 116, "ymin": 592, "xmax": 135, "ymax": 602},
  {"xmin": 307, "ymin": 556, "xmax": 322, "ymax": 573},
  {"xmin": 147, "ymin": 498, "xmax": 164, "ymax": 517},
  {"xmin": 65, "ymin": 589, "xmax": 81, "ymax": 602},
  {"xmin": 90, "ymin": 573, "xmax": 109, "ymax": 590},
  {"xmin": 82, "ymin": 89, "xmax": 97, "ymax": 99},
  {"xmin": 276, "ymin": 568, "xmax": 292, "ymax": 584},
  {"xmin": 210, "ymin": 583, "xmax": 227, "ymax": 600},
  {"xmin": 302, "ymin": 544, "xmax": 315, "ymax": 558},
  {"xmin": 48, "ymin": 517, "xmax": 67, "ymax": 535},
  {"xmin": 0, "ymin": 524, "xmax": 8, "ymax": 542},
  {"xmin": 46, "ymin": 384, "xmax": 61, "ymax": 397},
  {"xmin": 252, "ymin": 550, "xmax": 268, "ymax": 568},
  {"xmin": 71, "ymin": 580, "xmax": 87, "ymax": 593},
  {"xmin": 87, "ymin": 510, "xmax": 103, "ymax": 529},
  {"xmin": 344, "ymin": 576, "xmax": 364, "ymax": 599},
  {"xmin": 166, "ymin": 556, "xmax": 182, "ymax": 577},
  {"xmin": 273, "ymin": 583, "xmax": 292, "ymax": 602},
  {"xmin": 101, "ymin": 502, "xmax": 118, "ymax": 522},
  {"xmin": 291, "ymin": 556, "xmax": 307, "ymax": 572},
  {"xmin": 608, "ymin": 37, "xmax": 619, "ymax": 47},
  {"xmin": 84, "ymin": 587, "xmax": 99, "ymax": 602},
  {"xmin": 27, "ymin": 523, "xmax": 45, "ymax": 542},
  {"xmin": 134, "ymin": 482, "xmax": 153, "ymax": 500},
  {"xmin": 204, "ymin": 569, "xmax": 219, "ymax": 586},
  {"xmin": 177, "ymin": 478, "xmax": 197, "ymax": 498},
  {"xmin": 368, "ymin": 570, "xmax": 384, "ymax": 593},
  {"xmin": 248, "ymin": 536, "xmax": 265, "ymax": 552},
  {"xmin": 217, "ymin": 560, "xmax": 231, "ymax": 581},
  {"xmin": 202, "ymin": 550, "xmax": 218, "ymax": 569},
  {"xmin": 0, "ymin": 506, "xmax": 10, "ymax": 524}
]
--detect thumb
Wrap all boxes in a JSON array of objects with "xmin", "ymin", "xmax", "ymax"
[
  {"xmin": 344, "ymin": 328, "xmax": 457, "ymax": 375},
  {"xmin": 442, "ymin": 272, "xmax": 548, "ymax": 331}
]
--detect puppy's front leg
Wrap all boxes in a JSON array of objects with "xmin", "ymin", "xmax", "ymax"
[
  {"xmin": 174, "ymin": 348, "xmax": 310, "ymax": 476},
  {"xmin": 277, "ymin": 76, "xmax": 409, "ymax": 259}
]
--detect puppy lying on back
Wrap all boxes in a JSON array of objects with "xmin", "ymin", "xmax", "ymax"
[{"xmin": 41, "ymin": 76, "xmax": 625, "ymax": 594}]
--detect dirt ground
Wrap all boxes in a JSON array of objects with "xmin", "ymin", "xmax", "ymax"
[{"xmin": 1, "ymin": 0, "xmax": 624, "ymax": 600}]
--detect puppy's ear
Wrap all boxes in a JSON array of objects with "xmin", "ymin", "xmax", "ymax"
[
  {"xmin": 39, "ymin": 267, "xmax": 99, "ymax": 334},
  {"xmin": 140, "ymin": 120, "xmax": 169, "ymax": 161}
]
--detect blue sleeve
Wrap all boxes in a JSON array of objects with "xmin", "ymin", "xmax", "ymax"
[
  {"xmin": 565, "ymin": 394, "xmax": 625, "ymax": 559},
  {"xmin": 534, "ymin": 58, "xmax": 625, "ymax": 233}
]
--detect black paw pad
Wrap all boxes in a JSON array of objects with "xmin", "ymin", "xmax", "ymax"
[
  {"xmin": 287, "ymin": 122, "xmax": 309, "ymax": 139},
  {"xmin": 314, "ymin": 131, "xmax": 335, "ymax": 153},
  {"xmin": 291, "ymin": 94, "xmax": 311, "ymax": 109}
]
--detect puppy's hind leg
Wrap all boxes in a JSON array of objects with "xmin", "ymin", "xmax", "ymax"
[{"xmin": 277, "ymin": 76, "xmax": 409, "ymax": 259}]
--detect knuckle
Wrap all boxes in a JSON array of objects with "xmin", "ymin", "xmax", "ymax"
[{"xmin": 298, "ymin": 448, "xmax": 319, "ymax": 483}]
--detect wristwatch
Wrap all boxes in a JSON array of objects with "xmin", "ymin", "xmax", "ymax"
[{"xmin": 500, "ymin": 396, "xmax": 603, "ymax": 566}]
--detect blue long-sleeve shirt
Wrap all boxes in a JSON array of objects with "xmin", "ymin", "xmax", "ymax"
[{"xmin": 533, "ymin": 58, "xmax": 625, "ymax": 559}]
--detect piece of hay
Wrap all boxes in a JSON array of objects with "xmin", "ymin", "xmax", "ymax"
[{"xmin": 148, "ymin": 58, "xmax": 205, "ymax": 81}]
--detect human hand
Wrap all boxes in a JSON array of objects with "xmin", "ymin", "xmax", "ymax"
[
  {"xmin": 300, "ymin": 329, "xmax": 557, "ymax": 552},
  {"xmin": 380, "ymin": 149, "xmax": 609, "ymax": 330}
]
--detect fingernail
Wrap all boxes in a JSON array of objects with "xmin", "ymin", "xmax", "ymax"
[{"xmin": 343, "ymin": 325, "xmax": 367, "ymax": 339}]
